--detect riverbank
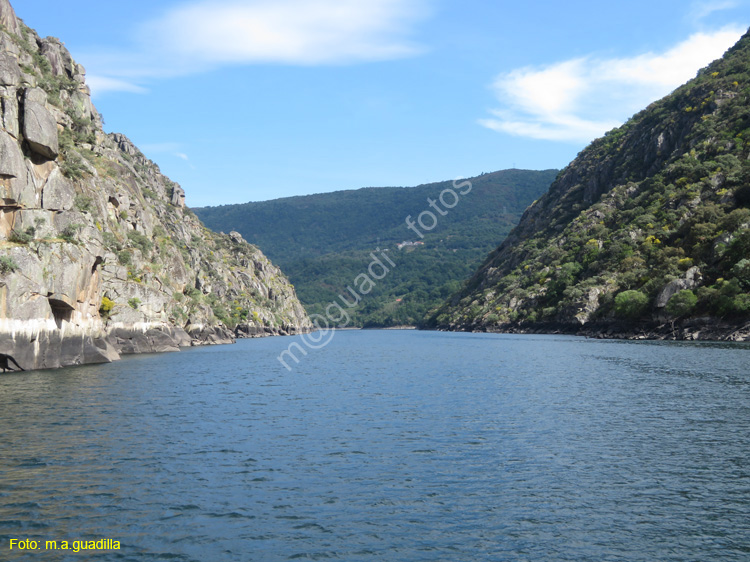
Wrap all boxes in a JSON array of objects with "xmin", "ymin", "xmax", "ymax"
[
  {"xmin": 0, "ymin": 323, "xmax": 312, "ymax": 372},
  {"xmin": 446, "ymin": 317, "xmax": 750, "ymax": 342}
]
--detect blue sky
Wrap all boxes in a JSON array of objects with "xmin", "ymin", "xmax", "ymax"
[{"xmin": 16, "ymin": 0, "xmax": 750, "ymax": 206}]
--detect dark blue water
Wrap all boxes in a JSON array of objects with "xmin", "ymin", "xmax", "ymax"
[{"xmin": 1, "ymin": 331, "xmax": 749, "ymax": 561}]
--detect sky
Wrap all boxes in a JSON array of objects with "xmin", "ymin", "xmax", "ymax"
[{"xmin": 15, "ymin": 0, "xmax": 750, "ymax": 206}]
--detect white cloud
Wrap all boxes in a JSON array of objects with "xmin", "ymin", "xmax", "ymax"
[
  {"xmin": 689, "ymin": 0, "xmax": 741, "ymax": 23},
  {"xmin": 143, "ymin": 0, "xmax": 426, "ymax": 65},
  {"xmin": 86, "ymin": 75, "xmax": 148, "ymax": 95},
  {"xmin": 82, "ymin": 0, "xmax": 428, "ymax": 89},
  {"xmin": 480, "ymin": 27, "xmax": 745, "ymax": 143}
]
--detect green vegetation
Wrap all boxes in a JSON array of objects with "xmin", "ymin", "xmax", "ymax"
[
  {"xmin": 117, "ymin": 250, "xmax": 132, "ymax": 266},
  {"xmin": 58, "ymin": 130, "xmax": 89, "ymax": 179},
  {"xmin": 195, "ymin": 170, "xmax": 557, "ymax": 326},
  {"xmin": 9, "ymin": 227, "xmax": 35, "ymax": 244},
  {"xmin": 666, "ymin": 290, "xmax": 698, "ymax": 318},
  {"xmin": 0, "ymin": 256, "xmax": 19, "ymax": 274},
  {"xmin": 732, "ymin": 258, "xmax": 750, "ymax": 288},
  {"xmin": 128, "ymin": 298, "xmax": 141, "ymax": 310},
  {"xmin": 127, "ymin": 231, "xmax": 153, "ymax": 257},
  {"xmin": 614, "ymin": 290, "xmax": 649, "ymax": 321},
  {"xmin": 60, "ymin": 224, "xmax": 82, "ymax": 244},
  {"xmin": 102, "ymin": 231, "xmax": 122, "ymax": 252},
  {"xmin": 12, "ymin": 24, "xmax": 77, "ymax": 107},
  {"xmin": 60, "ymin": 155, "xmax": 87, "ymax": 180},
  {"xmin": 99, "ymin": 296, "xmax": 115, "ymax": 319},
  {"xmin": 428, "ymin": 31, "xmax": 750, "ymax": 331},
  {"xmin": 74, "ymin": 194, "xmax": 94, "ymax": 213}
]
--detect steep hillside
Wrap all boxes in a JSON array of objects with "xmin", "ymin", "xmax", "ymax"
[
  {"xmin": 428, "ymin": 31, "xmax": 750, "ymax": 340},
  {"xmin": 195, "ymin": 170, "xmax": 557, "ymax": 326},
  {"xmin": 0, "ymin": 0, "xmax": 310, "ymax": 370}
]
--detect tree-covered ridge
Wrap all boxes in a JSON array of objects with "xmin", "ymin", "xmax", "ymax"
[
  {"xmin": 195, "ymin": 170, "xmax": 557, "ymax": 327},
  {"xmin": 428, "ymin": 30, "xmax": 750, "ymax": 335}
]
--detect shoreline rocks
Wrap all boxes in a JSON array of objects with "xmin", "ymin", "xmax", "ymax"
[{"xmin": 429, "ymin": 318, "xmax": 750, "ymax": 343}]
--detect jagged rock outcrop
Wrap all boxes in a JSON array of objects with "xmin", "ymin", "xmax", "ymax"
[
  {"xmin": 22, "ymin": 87, "xmax": 59, "ymax": 159},
  {"xmin": 0, "ymin": 1, "xmax": 311, "ymax": 370},
  {"xmin": 0, "ymin": 0, "xmax": 20, "ymax": 37},
  {"xmin": 654, "ymin": 267, "xmax": 702, "ymax": 308},
  {"xmin": 428, "ymin": 30, "xmax": 750, "ymax": 340}
]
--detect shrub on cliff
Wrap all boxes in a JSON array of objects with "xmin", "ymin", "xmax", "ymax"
[
  {"xmin": 0, "ymin": 256, "xmax": 18, "ymax": 274},
  {"xmin": 614, "ymin": 290, "xmax": 649, "ymax": 321},
  {"xmin": 666, "ymin": 290, "xmax": 698, "ymax": 318}
]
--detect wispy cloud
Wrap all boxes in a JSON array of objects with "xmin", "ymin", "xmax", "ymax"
[
  {"xmin": 480, "ymin": 27, "xmax": 745, "ymax": 143},
  {"xmin": 85, "ymin": 75, "xmax": 148, "ymax": 95},
  {"xmin": 83, "ymin": 0, "xmax": 429, "ymax": 95},
  {"xmin": 688, "ymin": 0, "xmax": 741, "ymax": 23},
  {"xmin": 140, "ymin": 143, "xmax": 196, "ymax": 168}
]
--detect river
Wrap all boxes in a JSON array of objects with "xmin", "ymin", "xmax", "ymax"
[{"xmin": 1, "ymin": 331, "xmax": 749, "ymax": 561}]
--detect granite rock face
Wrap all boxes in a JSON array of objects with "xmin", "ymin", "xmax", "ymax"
[
  {"xmin": 655, "ymin": 267, "xmax": 702, "ymax": 309},
  {"xmin": 0, "ymin": 0, "xmax": 20, "ymax": 37},
  {"xmin": 22, "ymin": 88, "xmax": 59, "ymax": 159},
  {"xmin": 0, "ymin": 2, "xmax": 311, "ymax": 370}
]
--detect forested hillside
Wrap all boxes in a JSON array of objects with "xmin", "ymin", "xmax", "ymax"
[
  {"xmin": 428, "ymin": 31, "xmax": 750, "ymax": 340},
  {"xmin": 196, "ymin": 170, "xmax": 557, "ymax": 326}
]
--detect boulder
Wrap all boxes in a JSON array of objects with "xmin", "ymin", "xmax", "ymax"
[
  {"xmin": 0, "ymin": 52, "xmax": 20, "ymax": 87},
  {"xmin": 111, "ymin": 132, "xmax": 138, "ymax": 156},
  {"xmin": 70, "ymin": 89, "xmax": 97, "ymax": 123},
  {"xmin": 36, "ymin": 242, "xmax": 99, "ymax": 312},
  {"xmin": 83, "ymin": 336, "xmax": 120, "ymax": 364},
  {"xmin": 165, "ymin": 326, "xmax": 192, "ymax": 347},
  {"xmin": 5, "ymin": 162, "xmax": 39, "ymax": 208},
  {"xmin": 0, "ymin": 128, "xmax": 24, "ymax": 178},
  {"xmin": 22, "ymin": 88, "xmax": 59, "ymax": 159},
  {"xmin": 575, "ymin": 287, "xmax": 604, "ymax": 325},
  {"xmin": 107, "ymin": 326, "xmax": 181, "ymax": 354},
  {"xmin": 0, "ymin": 85, "xmax": 19, "ymax": 137},
  {"xmin": 143, "ymin": 329, "xmax": 182, "ymax": 353},
  {"xmin": 235, "ymin": 324, "xmax": 267, "ymax": 338},
  {"xmin": 39, "ymin": 38, "xmax": 72, "ymax": 78},
  {"xmin": 14, "ymin": 208, "xmax": 56, "ymax": 239},
  {"xmin": 41, "ymin": 167, "xmax": 75, "ymax": 210},
  {"xmin": 171, "ymin": 184, "xmax": 186, "ymax": 207},
  {"xmin": 187, "ymin": 324, "xmax": 235, "ymax": 346},
  {"xmin": 655, "ymin": 267, "xmax": 702, "ymax": 308}
]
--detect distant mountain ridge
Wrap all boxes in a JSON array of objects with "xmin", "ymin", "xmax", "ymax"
[
  {"xmin": 195, "ymin": 169, "xmax": 557, "ymax": 326},
  {"xmin": 427, "ymin": 30, "xmax": 750, "ymax": 341}
]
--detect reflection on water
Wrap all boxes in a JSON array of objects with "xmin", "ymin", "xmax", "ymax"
[{"xmin": 1, "ymin": 331, "xmax": 749, "ymax": 561}]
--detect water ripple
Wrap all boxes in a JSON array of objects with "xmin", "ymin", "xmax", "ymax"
[{"xmin": 0, "ymin": 332, "xmax": 748, "ymax": 561}]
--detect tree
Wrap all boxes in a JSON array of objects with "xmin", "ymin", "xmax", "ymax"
[
  {"xmin": 614, "ymin": 290, "xmax": 649, "ymax": 320},
  {"xmin": 666, "ymin": 290, "xmax": 697, "ymax": 318},
  {"xmin": 731, "ymin": 259, "xmax": 750, "ymax": 289}
]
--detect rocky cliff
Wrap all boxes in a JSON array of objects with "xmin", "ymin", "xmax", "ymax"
[
  {"xmin": 0, "ymin": 0, "xmax": 311, "ymax": 370},
  {"xmin": 428, "ymin": 30, "xmax": 750, "ymax": 341}
]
